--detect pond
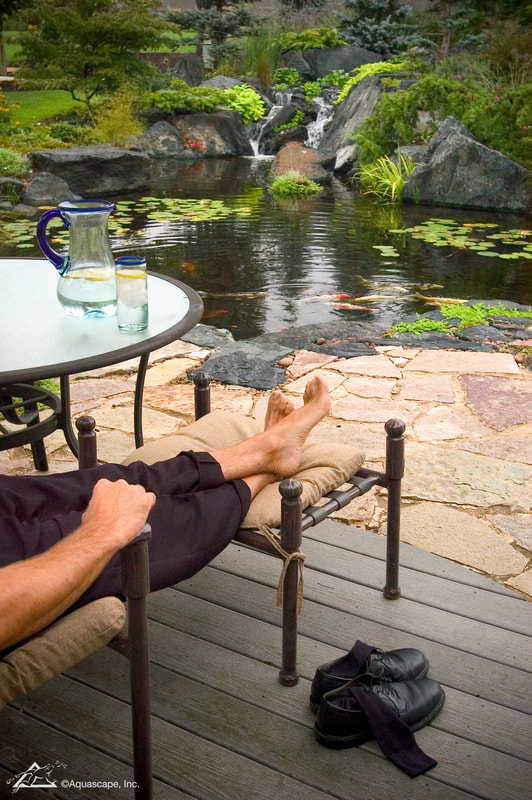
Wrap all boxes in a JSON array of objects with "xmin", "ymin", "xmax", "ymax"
[{"xmin": 4, "ymin": 157, "xmax": 531, "ymax": 340}]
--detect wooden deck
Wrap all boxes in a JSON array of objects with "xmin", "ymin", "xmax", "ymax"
[{"xmin": 1, "ymin": 520, "xmax": 531, "ymax": 800}]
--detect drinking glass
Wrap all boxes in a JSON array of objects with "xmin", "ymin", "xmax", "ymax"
[{"xmin": 115, "ymin": 256, "xmax": 149, "ymax": 332}]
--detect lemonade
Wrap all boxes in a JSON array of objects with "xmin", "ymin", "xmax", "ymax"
[
  {"xmin": 115, "ymin": 258, "xmax": 149, "ymax": 331},
  {"xmin": 56, "ymin": 266, "xmax": 117, "ymax": 318}
]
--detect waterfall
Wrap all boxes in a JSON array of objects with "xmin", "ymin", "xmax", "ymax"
[{"xmin": 305, "ymin": 96, "xmax": 335, "ymax": 149}]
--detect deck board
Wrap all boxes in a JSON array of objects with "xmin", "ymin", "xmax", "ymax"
[{"xmin": 1, "ymin": 522, "xmax": 531, "ymax": 800}]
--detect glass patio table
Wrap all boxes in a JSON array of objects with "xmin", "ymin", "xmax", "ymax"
[{"xmin": 0, "ymin": 258, "xmax": 203, "ymax": 467}]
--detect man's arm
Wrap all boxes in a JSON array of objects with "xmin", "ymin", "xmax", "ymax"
[{"xmin": 0, "ymin": 478, "xmax": 156, "ymax": 652}]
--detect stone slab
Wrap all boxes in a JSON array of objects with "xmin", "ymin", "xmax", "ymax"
[
  {"xmin": 506, "ymin": 569, "xmax": 532, "ymax": 598},
  {"xmin": 309, "ymin": 419, "xmax": 388, "ymax": 460},
  {"xmin": 395, "ymin": 375, "xmax": 455, "ymax": 403},
  {"xmin": 487, "ymin": 513, "xmax": 532, "ymax": 552},
  {"xmin": 143, "ymin": 383, "xmax": 254, "ymax": 416},
  {"xmin": 331, "ymin": 395, "xmax": 419, "ymax": 423},
  {"xmin": 79, "ymin": 399, "xmax": 182, "ymax": 438},
  {"xmin": 285, "ymin": 370, "xmax": 345, "ymax": 395},
  {"xmin": 69, "ymin": 378, "xmax": 133, "ymax": 403},
  {"xmin": 403, "ymin": 350, "xmax": 520, "ymax": 374},
  {"xmin": 457, "ymin": 435, "xmax": 532, "ymax": 466},
  {"xmin": 396, "ymin": 502, "xmax": 529, "ymax": 576},
  {"xmin": 330, "ymin": 354, "xmax": 401, "ymax": 378},
  {"xmin": 413, "ymin": 405, "xmax": 493, "ymax": 441},
  {"xmin": 285, "ymin": 350, "xmax": 337, "ymax": 378},
  {"xmin": 460, "ymin": 374, "xmax": 532, "ymax": 430},
  {"xmin": 140, "ymin": 358, "xmax": 199, "ymax": 387},
  {"xmin": 342, "ymin": 377, "xmax": 396, "ymax": 399},
  {"xmin": 72, "ymin": 340, "xmax": 205, "ymax": 379},
  {"xmin": 402, "ymin": 442, "xmax": 532, "ymax": 510}
]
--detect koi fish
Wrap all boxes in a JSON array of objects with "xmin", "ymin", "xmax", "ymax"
[
  {"xmin": 327, "ymin": 302, "xmax": 375, "ymax": 311},
  {"xmin": 297, "ymin": 293, "xmax": 352, "ymax": 302},
  {"xmin": 353, "ymin": 294, "xmax": 397, "ymax": 302},
  {"xmin": 415, "ymin": 292, "xmax": 466, "ymax": 305},
  {"xmin": 181, "ymin": 261, "xmax": 198, "ymax": 273},
  {"xmin": 202, "ymin": 309, "xmax": 229, "ymax": 318}
]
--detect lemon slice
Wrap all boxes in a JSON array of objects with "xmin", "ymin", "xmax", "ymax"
[{"xmin": 116, "ymin": 269, "xmax": 147, "ymax": 279}]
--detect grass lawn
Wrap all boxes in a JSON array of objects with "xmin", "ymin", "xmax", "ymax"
[{"xmin": 8, "ymin": 90, "xmax": 81, "ymax": 124}]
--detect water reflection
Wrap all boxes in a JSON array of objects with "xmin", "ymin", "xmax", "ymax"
[{"xmin": 5, "ymin": 158, "xmax": 532, "ymax": 339}]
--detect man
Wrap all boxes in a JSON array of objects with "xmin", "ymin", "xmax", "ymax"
[{"xmin": 0, "ymin": 376, "xmax": 330, "ymax": 651}]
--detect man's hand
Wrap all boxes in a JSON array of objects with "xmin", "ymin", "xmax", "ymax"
[{"xmin": 81, "ymin": 478, "xmax": 156, "ymax": 551}]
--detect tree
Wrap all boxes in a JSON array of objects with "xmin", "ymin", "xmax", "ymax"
[
  {"xmin": 336, "ymin": 0, "xmax": 415, "ymax": 56},
  {"xmin": 16, "ymin": 0, "xmax": 167, "ymax": 114},
  {"xmin": 277, "ymin": 0, "xmax": 327, "ymax": 10},
  {"xmin": 167, "ymin": 0, "xmax": 257, "ymax": 70},
  {"xmin": 0, "ymin": 0, "xmax": 31, "ymax": 76}
]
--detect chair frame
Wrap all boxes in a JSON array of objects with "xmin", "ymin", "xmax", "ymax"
[
  {"xmin": 193, "ymin": 372, "xmax": 404, "ymax": 686},
  {"xmin": 76, "ymin": 417, "xmax": 153, "ymax": 800}
]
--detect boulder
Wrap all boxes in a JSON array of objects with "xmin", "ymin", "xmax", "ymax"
[
  {"xmin": 170, "ymin": 111, "xmax": 253, "ymax": 157},
  {"xmin": 201, "ymin": 75, "xmax": 243, "ymax": 89},
  {"xmin": 137, "ymin": 121, "xmax": 196, "ymax": 159},
  {"xmin": 303, "ymin": 45, "xmax": 382, "ymax": 79},
  {"xmin": 280, "ymin": 45, "xmax": 381, "ymax": 81},
  {"xmin": 171, "ymin": 52, "xmax": 205, "ymax": 86},
  {"xmin": 20, "ymin": 172, "xmax": 80, "ymax": 206},
  {"xmin": 271, "ymin": 141, "xmax": 335, "ymax": 185},
  {"xmin": 319, "ymin": 76, "xmax": 382, "ymax": 171},
  {"xmin": 30, "ymin": 146, "xmax": 151, "ymax": 195},
  {"xmin": 402, "ymin": 117, "xmax": 532, "ymax": 213}
]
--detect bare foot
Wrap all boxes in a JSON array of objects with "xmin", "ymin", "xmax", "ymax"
[
  {"xmin": 265, "ymin": 375, "xmax": 330, "ymax": 477},
  {"xmin": 264, "ymin": 391, "xmax": 295, "ymax": 430}
]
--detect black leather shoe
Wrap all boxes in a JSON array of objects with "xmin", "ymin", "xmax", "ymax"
[
  {"xmin": 310, "ymin": 640, "xmax": 429, "ymax": 712},
  {"xmin": 314, "ymin": 677, "xmax": 445, "ymax": 750}
]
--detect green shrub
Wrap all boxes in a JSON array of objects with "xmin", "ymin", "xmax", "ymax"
[
  {"xmin": 145, "ymin": 81, "xmax": 265, "ymax": 124},
  {"xmin": 274, "ymin": 109, "xmax": 305, "ymax": 132},
  {"xmin": 354, "ymin": 68, "xmax": 532, "ymax": 168},
  {"xmin": 0, "ymin": 147, "xmax": 29, "ymax": 176},
  {"xmin": 321, "ymin": 69, "xmax": 351, "ymax": 88},
  {"xmin": 271, "ymin": 169, "xmax": 323, "ymax": 198},
  {"xmin": 335, "ymin": 58, "xmax": 426, "ymax": 104},
  {"xmin": 92, "ymin": 86, "xmax": 145, "ymax": 145},
  {"xmin": 49, "ymin": 122, "xmax": 96, "ymax": 145},
  {"xmin": 0, "ymin": 123, "xmax": 65, "ymax": 154},
  {"xmin": 272, "ymin": 67, "xmax": 301, "ymax": 88},
  {"xmin": 357, "ymin": 151, "xmax": 417, "ymax": 201},
  {"xmin": 303, "ymin": 81, "xmax": 322, "ymax": 103},
  {"xmin": 223, "ymin": 84, "xmax": 266, "ymax": 124},
  {"xmin": 279, "ymin": 28, "xmax": 348, "ymax": 53}
]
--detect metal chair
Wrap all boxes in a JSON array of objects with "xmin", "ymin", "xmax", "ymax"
[
  {"xmin": 0, "ymin": 418, "xmax": 153, "ymax": 800},
  {"xmin": 193, "ymin": 371, "xmax": 405, "ymax": 686}
]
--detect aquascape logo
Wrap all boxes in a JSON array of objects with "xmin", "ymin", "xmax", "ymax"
[{"xmin": 6, "ymin": 761, "xmax": 65, "ymax": 793}]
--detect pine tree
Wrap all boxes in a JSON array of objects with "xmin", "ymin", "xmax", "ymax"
[{"xmin": 337, "ymin": 0, "xmax": 414, "ymax": 56}]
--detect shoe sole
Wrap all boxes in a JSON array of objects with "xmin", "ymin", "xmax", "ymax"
[
  {"xmin": 313, "ymin": 686, "xmax": 446, "ymax": 749},
  {"xmin": 309, "ymin": 659, "xmax": 431, "ymax": 715}
]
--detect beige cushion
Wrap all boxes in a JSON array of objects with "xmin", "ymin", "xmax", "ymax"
[
  {"xmin": 0, "ymin": 596, "xmax": 126, "ymax": 709},
  {"xmin": 125, "ymin": 411, "xmax": 365, "ymax": 528}
]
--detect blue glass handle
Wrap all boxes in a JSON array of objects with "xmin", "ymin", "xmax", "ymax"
[{"xmin": 36, "ymin": 208, "xmax": 69, "ymax": 272}]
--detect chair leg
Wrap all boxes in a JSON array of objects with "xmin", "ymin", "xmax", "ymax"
[
  {"xmin": 383, "ymin": 420, "xmax": 405, "ymax": 600},
  {"xmin": 121, "ymin": 527, "xmax": 153, "ymax": 800},
  {"xmin": 279, "ymin": 479, "xmax": 303, "ymax": 686}
]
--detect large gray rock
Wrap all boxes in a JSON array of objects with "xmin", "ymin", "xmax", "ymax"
[
  {"xmin": 402, "ymin": 116, "xmax": 532, "ymax": 212},
  {"xmin": 319, "ymin": 76, "xmax": 382, "ymax": 171},
  {"xmin": 137, "ymin": 121, "xmax": 196, "ymax": 159},
  {"xmin": 171, "ymin": 111, "xmax": 253, "ymax": 157},
  {"xmin": 281, "ymin": 45, "xmax": 381, "ymax": 81},
  {"xmin": 171, "ymin": 52, "xmax": 205, "ymax": 86},
  {"xmin": 30, "ymin": 146, "xmax": 151, "ymax": 195},
  {"xmin": 21, "ymin": 172, "xmax": 80, "ymax": 206},
  {"xmin": 303, "ymin": 45, "xmax": 382, "ymax": 79},
  {"xmin": 201, "ymin": 76, "xmax": 242, "ymax": 89},
  {"xmin": 192, "ymin": 341, "xmax": 292, "ymax": 389}
]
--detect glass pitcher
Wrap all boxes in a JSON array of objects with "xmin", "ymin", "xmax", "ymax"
[{"xmin": 37, "ymin": 199, "xmax": 117, "ymax": 318}]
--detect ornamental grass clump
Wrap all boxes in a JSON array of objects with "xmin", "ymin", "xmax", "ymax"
[
  {"xmin": 271, "ymin": 169, "xmax": 323, "ymax": 198},
  {"xmin": 357, "ymin": 152, "xmax": 417, "ymax": 201}
]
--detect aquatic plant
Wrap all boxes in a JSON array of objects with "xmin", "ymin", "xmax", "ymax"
[
  {"xmin": 386, "ymin": 302, "xmax": 532, "ymax": 336},
  {"xmin": 357, "ymin": 151, "xmax": 417, "ymax": 201},
  {"xmin": 270, "ymin": 170, "xmax": 323, "ymax": 198}
]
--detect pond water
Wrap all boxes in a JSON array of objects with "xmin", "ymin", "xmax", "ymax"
[{"xmin": 5, "ymin": 157, "xmax": 532, "ymax": 340}]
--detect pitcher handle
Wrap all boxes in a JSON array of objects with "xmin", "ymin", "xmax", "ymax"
[{"xmin": 37, "ymin": 209, "xmax": 68, "ymax": 272}]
